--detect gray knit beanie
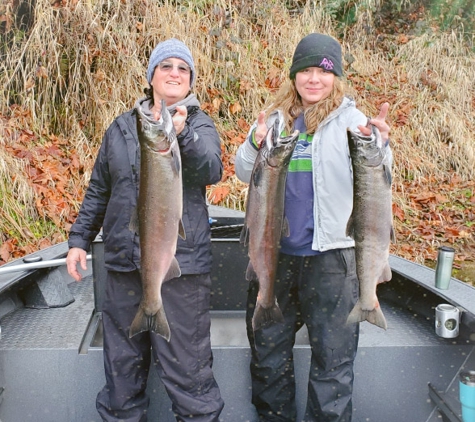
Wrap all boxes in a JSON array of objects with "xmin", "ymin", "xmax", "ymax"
[
  {"xmin": 146, "ymin": 38, "xmax": 195, "ymax": 87},
  {"xmin": 289, "ymin": 33, "xmax": 342, "ymax": 79}
]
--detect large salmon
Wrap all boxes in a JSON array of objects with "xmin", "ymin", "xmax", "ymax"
[
  {"xmin": 346, "ymin": 125, "xmax": 395, "ymax": 330},
  {"xmin": 241, "ymin": 120, "xmax": 299, "ymax": 331},
  {"xmin": 129, "ymin": 100, "xmax": 185, "ymax": 340}
]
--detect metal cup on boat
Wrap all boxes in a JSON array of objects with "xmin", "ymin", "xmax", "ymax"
[
  {"xmin": 435, "ymin": 246, "xmax": 455, "ymax": 290},
  {"xmin": 435, "ymin": 304, "xmax": 460, "ymax": 338}
]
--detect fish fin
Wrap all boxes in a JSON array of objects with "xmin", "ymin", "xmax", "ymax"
[
  {"xmin": 346, "ymin": 213, "xmax": 355, "ymax": 238},
  {"xmin": 346, "ymin": 300, "xmax": 387, "ymax": 330},
  {"xmin": 240, "ymin": 223, "xmax": 249, "ymax": 246},
  {"xmin": 379, "ymin": 263, "xmax": 392, "ymax": 283},
  {"xmin": 252, "ymin": 161, "xmax": 265, "ymax": 187},
  {"xmin": 129, "ymin": 206, "xmax": 139, "ymax": 234},
  {"xmin": 171, "ymin": 149, "xmax": 181, "ymax": 176},
  {"xmin": 129, "ymin": 306, "xmax": 171, "ymax": 341},
  {"xmin": 164, "ymin": 257, "xmax": 181, "ymax": 282},
  {"xmin": 282, "ymin": 216, "xmax": 290, "ymax": 238},
  {"xmin": 245, "ymin": 261, "xmax": 257, "ymax": 281},
  {"xmin": 178, "ymin": 219, "xmax": 186, "ymax": 239},
  {"xmin": 390, "ymin": 225, "xmax": 396, "ymax": 243},
  {"xmin": 252, "ymin": 301, "xmax": 285, "ymax": 331},
  {"xmin": 383, "ymin": 164, "xmax": 392, "ymax": 185}
]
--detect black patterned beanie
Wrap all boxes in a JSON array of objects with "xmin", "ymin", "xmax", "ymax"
[{"xmin": 289, "ymin": 33, "xmax": 343, "ymax": 78}]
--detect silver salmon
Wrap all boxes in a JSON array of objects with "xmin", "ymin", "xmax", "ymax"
[
  {"xmin": 346, "ymin": 125, "xmax": 395, "ymax": 330},
  {"xmin": 241, "ymin": 120, "xmax": 299, "ymax": 331},
  {"xmin": 129, "ymin": 100, "xmax": 185, "ymax": 340}
]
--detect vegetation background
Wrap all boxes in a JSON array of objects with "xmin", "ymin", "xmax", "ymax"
[{"xmin": 1, "ymin": 0, "xmax": 474, "ymax": 283}]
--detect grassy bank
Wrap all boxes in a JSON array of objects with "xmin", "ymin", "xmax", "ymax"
[{"xmin": 1, "ymin": 0, "xmax": 474, "ymax": 282}]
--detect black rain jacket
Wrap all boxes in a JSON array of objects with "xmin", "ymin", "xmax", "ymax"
[{"xmin": 68, "ymin": 100, "xmax": 223, "ymax": 274}]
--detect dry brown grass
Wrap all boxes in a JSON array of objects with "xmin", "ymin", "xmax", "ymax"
[
  {"xmin": 395, "ymin": 32, "xmax": 475, "ymax": 180},
  {"xmin": 0, "ymin": 152, "xmax": 36, "ymax": 241},
  {"xmin": 1, "ymin": 0, "xmax": 475, "ymax": 266}
]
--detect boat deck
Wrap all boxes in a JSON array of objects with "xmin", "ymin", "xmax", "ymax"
[
  {"xmin": 0, "ymin": 273, "xmax": 469, "ymax": 351},
  {"xmin": 0, "ymin": 267, "xmax": 474, "ymax": 421},
  {"xmin": 1, "ymin": 206, "xmax": 474, "ymax": 421}
]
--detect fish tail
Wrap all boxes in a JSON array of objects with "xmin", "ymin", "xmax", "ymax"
[
  {"xmin": 149, "ymin": 306, "xmax": 171, "ymax": 341},
  {"xmin": 252, "ymin": 302, "xmax": 285, "ymax": 331},
  {"xmin": 129, "ymin": 306, "xmax": 171, "ymax": 341},
  {"xmin": 346, "ymin": 300, "xmax": 388, "ymax": 330}
]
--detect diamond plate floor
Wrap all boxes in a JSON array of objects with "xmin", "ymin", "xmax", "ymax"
[
  {"xmin": 1, "ymin": 272, "xmax": 468, "ymax": 351},
  {"xmin": 0, "ymin": 275, "xmax": 94, "ymax": 350},
  {"xmin": 358, "ymin": 302, "xmax": 454, "ymax": 348}
]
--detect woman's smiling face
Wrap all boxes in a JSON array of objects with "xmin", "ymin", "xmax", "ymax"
[
  {"xmin": 295, "ymin": 67, "xmax": 335, "ymax": 108},
  {"xmin": 151, "ymin": 57, "xmax": 191, "ymax": 107}
]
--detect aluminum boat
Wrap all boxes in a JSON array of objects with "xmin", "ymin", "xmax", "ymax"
[{"xmin": 0, "ymin": 206, "xmax": 474, "ymax": 422}]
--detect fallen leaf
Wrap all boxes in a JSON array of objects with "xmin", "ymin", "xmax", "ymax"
[
  {"xmin": 229, "ymin": 102, "xmax": 242, "ymax": 114},
  {"xmin": 208, "ymin": 186, "xmax": 230, "ymax": 204}
]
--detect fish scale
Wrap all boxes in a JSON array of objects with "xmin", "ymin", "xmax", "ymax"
[
  {"xmin": 129, "ymin": 99, "xmax": 185, "ymax": 341},
  {"xmin": 346, "ymin": 125, "xmax": 395, "ymax": 330},
  {"xmin": 240, "ymin": 120, "xmax": 299, "ymax": 332}
]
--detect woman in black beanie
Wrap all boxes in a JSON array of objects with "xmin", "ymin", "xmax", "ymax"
[{"xmin": 235, "ymin": 33, "xmax": 391, "ymax": 422}]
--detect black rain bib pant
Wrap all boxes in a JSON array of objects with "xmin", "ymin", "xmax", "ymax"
[
  {"xmin": 246, "ymin": 248, "xmax": 360, "ymax": 422},
  {"xmin": 96, "ymin": 270, "xmax": 224, "ymax": 422}
]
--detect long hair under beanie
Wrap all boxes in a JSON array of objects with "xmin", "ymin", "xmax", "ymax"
[
  {"xmin": 146, "ymin": 38, "xmax": 195, "ymax": 87},
  {"xmin": 289, "ymin": 33, "xmax": 343, "ymax": 79}
]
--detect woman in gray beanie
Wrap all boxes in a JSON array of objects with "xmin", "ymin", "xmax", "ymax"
[
  {"xmin": 235, "ymin": 33, "xmax": 391, "ymax": 422},
  {"xmin": 67, "ymin": 38, "xmax": 224, "ymax": 421}
]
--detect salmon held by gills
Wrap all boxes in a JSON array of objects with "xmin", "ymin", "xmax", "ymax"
[
  {"xmin": 129, "ymin": 100, "xmax": 185, "ymax": 341},
  {"xmin": 241, "ymin": 119, "xmax": 299, "ymax": 331},
  {"xmin": 346, "ymin": 125, "xmax": 395, "ymax": 330}
]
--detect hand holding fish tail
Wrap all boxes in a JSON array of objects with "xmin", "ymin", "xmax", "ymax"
[{"xmin": 357, "ymin": 102, "xmax": 390, "ymax": 143}]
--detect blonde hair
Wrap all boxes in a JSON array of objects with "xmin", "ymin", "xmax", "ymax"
[{"xmin": 266, "ymin": 77, "xmax": 347, "ymax": 135}]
